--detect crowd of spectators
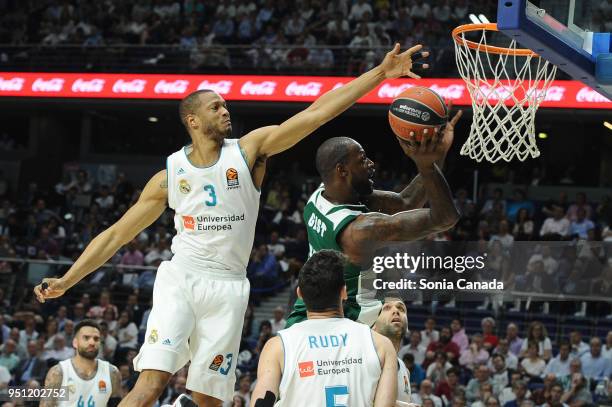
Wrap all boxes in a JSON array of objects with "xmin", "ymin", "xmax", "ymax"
[
  {"xmin": 0, "ymin": 155, "xmax": 610, "ymax": 404},
  {"xmin": 2, "ymin": 0, "xmax": 609, "ymax": 75}
]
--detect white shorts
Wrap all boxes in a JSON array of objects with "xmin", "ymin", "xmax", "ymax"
[{"xmin": 133, "ymin": 260, "xmax": 250, "ymax": 401}]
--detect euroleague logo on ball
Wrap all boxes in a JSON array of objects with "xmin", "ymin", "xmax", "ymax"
[{"xmin": 421, "ymin": 111, "xmax": 430, "ymax": 121}]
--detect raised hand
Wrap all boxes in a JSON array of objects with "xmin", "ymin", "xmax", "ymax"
[
  {"xmin": 380, "ymin": 43, "xmax": 429, "ymax": 79},
  {"xmin": 34, "ymin": 278, "xmax": 67, "ymax": 303}
]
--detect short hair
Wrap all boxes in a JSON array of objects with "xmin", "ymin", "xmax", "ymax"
[
  {"xmin": 298, "ymin": 250, "xmax": 346, "ymax": 312},
  {"xmin": 179, "ymin": 89, "xmax": 215, "ymax": 129},
  {"xmin": 447, "ymin": 367, "xmax": 460, "ymax": 376},
  {"xmin": 315, "ymin": 137, "xmax": 355, "ymax": 182},
  {"xmin": 74, "ymin": 319, "xmax": 101, "ymax": 336}
]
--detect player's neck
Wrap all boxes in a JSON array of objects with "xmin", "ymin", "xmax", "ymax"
[
  {"xmin": 306, "ymin": 310, "xmax": 344, "ymax": 320},
  {"xmin": 322, "ymin": 185, "xmax": 360, "ymax": 206},
  {"xmin": 189, "ymin": 134, "xmax": 224, "ymax": 167},
  {"xmin": 72, "ymin": 356, "xmax": 98, "ymax": 378}
]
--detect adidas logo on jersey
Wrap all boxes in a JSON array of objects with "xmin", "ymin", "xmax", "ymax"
[
  {"xmin": 177, "ymin": 168, "xmax": 185, "ymax": 175},
  {"xmin": 162, "ymin": 338, "xmax": 172, "ymax": 345}
]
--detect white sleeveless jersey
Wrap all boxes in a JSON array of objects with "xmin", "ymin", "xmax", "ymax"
[
  {"xmin": 276, "ymin": 318, "xmax": 381, "ymax": 407},
  {"xmin": 59, "ymin": 359, "xmax": 112, "ymax": 407},
  {"xmin": 397, "ymin": 357, "xmax": 412, "ymax": 403},
  {"xmin": 166, "ymin": 140, "xmax": 261, "ymax": 275}
]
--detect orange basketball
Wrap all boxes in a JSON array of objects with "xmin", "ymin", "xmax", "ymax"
[{"xmin": 388, "ymin": 86, "xmax": 448, "ymax": 142}]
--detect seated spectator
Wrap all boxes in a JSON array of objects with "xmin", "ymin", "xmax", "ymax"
[
  {"xmin": 399, "ymin": 330, "xmax": 427, "ymax": 366},
  {"xmin": 481, "ymin": 188, "xmax": 507, "ymax": 217},
  {"xmin": 434, "ymin": 367, "xmax": 464, "ymax": 402},
  {"xmin": 348, "ymin": 0, "xmax": 373, "ymax": 22},
  {"xmin": 403, "ymin": 353, "xmax": 425, "ymax": 390},
  {"xmin": 569, "ymin": 331, "xmax": 589, "ymax": 359},
  {"xmin": 425, "ymin": 327, "xmax": 460, "ymax": 367},
  {"xmin": 234, "ymin": 373, "xmax": 252, "ymax": 406},
  {"xmin": 490, "ymin": 354, "xmax": 509, "ymax": 396},
  {"xmin": 540, "ymin": 206, "xmax": 570, "ymax": 239},
  {"xmin": 506, "ymin": 190, "xmax": 534, "ymax": 223},
  {"xmin": 160, "ymin": 375, "xmax": 187, "ymax": 405},
  {"xmin": 88, "ymin": 290, "xmax": 119, "ymax": 320},
  {"xmin": 560, "ymin": 373, "xmax": 592, "ymax": 407},
  {"xmin": 569, "ymin": 208, "xmax": 594, "ymax": 239},
  {"xmin": 247, "ymin": 244, "xmax": 278, "ymax": 289},
  {"xmin": 513, "ymin": 208, "xmax": 534, "ymax": 240},
  {"xmin": 269, "ymin": 306, "xmax": 286, "ymax": 335},
  {"xmin": 603, "ymin": 331, "xmax": 612, "ymax": 359},
  {"xmin": 580, "ymin": 337, "xmax": 612, "ymax": 384},
  {"xmin": 544, "ymin": 340, "xmax": 572, "ymax": 378},
  {"xmin": 410, "ymin": 0, "xmax": 431, "ymax": 22},
  {"xmin": 490, "ymin": 339, "xmax": 518, "ymax": 371},
  {"xmin": 421, "ymin": 317, "xmax": 440, "ymax": 349},
  {"xmin": 481, "ymin": 317, "xmax": 499, "ymax": 351},
  {"xmin": 489, "ymin": 221, "xmax": 514, "ymax": 254},
  {"xmin": 15, "ymin": 340, "xmax": 47, "ymax": 385},
  {"xmin": 502, "ymin": 380, "xmax": 529, "ymax": 407},
  {"xmin": 116, "ymin": 311, "xmax": 139, "ymax": 351},
  {"xmin": 520, "ymin": 341, "xmax": 546, "ymax": 382},
  {"xmin": 0, "ymin": 339, "xmax": 20, "ymax": 372},
  {"xmin": 42, "ymin": 334, "xmax": 74, "ymax": 361},
  {"xmin": 505, "ymin": 323, "xmax": 523, "ymax": 356},
  {"xmin": 460, "ymin": 334, "xmax": 490, "ymax": 372},
  {"xmin": 566, "ymin": 192, "xmax": 592, "ymax": 221},
  {"xmin": 450, "ymin": 318, "xmax": 469, "ymax": 353},
  {"xmin": 540, "ymin": 382, "xmax": 568, "ymax": 407},
  {"xmin": 19, "ymin": 316, "xmax": 39, "ymax": 349},
  {"xmin": 520, "ymin": 321, "xmax": 552, "ymax": 361},
  {"xmin": 98, "ymin": 321, "xmax": 117, "ymax": 362},
  {"xmin": 425, "ymin": 351, "xmax": 453, "ymax": 384},
  {"xmin": 412, "ymin": 379, "xmax": 443, "ymax": 407},
  {"xmin": 466, "ymin": 364, "xmax": 492, "ymax": 403}
]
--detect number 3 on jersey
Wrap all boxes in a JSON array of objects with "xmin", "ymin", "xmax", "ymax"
[
  {"xmin": 203, "ymin": 184, "xmax": 217, "ymax": 206},
  {"xmin": 325, "ymin": 385, "xmax": 349, "ymax": 407},
  {"xmin": 307, "ymin": 213, "xmax": 327, "ymax": 237}
]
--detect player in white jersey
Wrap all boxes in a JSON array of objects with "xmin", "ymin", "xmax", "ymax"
[
  {"xmin": 250, "ymin": 250, "xmax": 398, "ymax": 407},
  {"xmin": 373, "ymin": 298, "xmax": 419, "ymax": 407},
  {"xmin": 41, "ymin": 320, "xmax": 121, "ymax": 407},
  {"xmin": 35, "ymin": 43, "xmax": 426, "ymax": 406}
]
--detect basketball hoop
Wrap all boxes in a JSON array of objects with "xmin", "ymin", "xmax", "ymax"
[{"xmin": 452, "ymin": 23, "xmax": 557, "ymax": 162}]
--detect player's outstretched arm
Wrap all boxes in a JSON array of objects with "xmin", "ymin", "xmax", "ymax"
[
  {"xmin": 250, "ymin": 336, "xmax": 283, "ymax": 407},
  {"xmin": 239, "ymin": 44, "xmax": 429, "ymax": 166},
  {"xmin": 40, "ymin": 364, "xmax": 62, "ymax": 407},
  {"xmin": 373, "ymin": 331, "xmax": 398, "ymax": 407},
  {"xmin": 361, "ymin": 109, "xmax": 462, "ymax": 215},
  {"xmin": 33, "ymin": 170, "xmax": 168, "ymax": 303}
]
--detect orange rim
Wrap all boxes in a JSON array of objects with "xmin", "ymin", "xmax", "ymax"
[{"xmin": 452, "ymin": 23, "xmax": 539, "ymax": 57}]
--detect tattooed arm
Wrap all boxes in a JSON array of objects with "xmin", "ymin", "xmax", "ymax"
[
  {"xmin": 34, "ymin": 169, "xmax": 168, "ymax": 302},
  {"xmin": 108, "ymin": 364, "xmax": 123, "ymax": 407},
  {"xmin": 40, "ymin": 364, "xmax": 63, "ymax": 407}
]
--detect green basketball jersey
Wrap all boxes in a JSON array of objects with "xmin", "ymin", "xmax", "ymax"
[{"xmin": 286, "ymin": 185, "xmax": 382, "ymax": 327}]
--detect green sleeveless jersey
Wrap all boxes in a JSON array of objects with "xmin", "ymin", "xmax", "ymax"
[{"xmin": 286, "ymin": 185, "xmax": 382, "ymax": 327}]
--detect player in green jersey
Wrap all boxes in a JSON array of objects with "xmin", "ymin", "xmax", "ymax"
[{"xmin": 286, "ymin": 109, "xmax": 462, "ymax": 327}]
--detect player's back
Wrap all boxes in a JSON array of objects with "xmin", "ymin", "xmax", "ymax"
[
  {"xmin": 166, "ymin": 139, "xmax": 261, "ymax": 275},
  {"xmin": 58, "ymin": 358, "xmax": 111, "ymax": 407},
  {"xmin": 276, "ymin": 318, "xmax": 381, "ymax": 407}
]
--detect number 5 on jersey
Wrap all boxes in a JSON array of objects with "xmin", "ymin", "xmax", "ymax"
[
  {"xmin": 203, "ymin": 184, "xmax": 217, "ymax": 206},
  {"xmin": 325, "ymin": 385, "xmax": 349, "ymax": 407}
]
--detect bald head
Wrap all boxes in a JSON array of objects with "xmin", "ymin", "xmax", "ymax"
[
  {"xmin": 179, "ymin": 89, "xmax": 216, "ymax": 129},
  {"xmin": 315, "ymin": 137, "xmax": 357, "ymax": 182}
]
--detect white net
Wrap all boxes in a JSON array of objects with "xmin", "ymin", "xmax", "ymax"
[{"xmin": 454, "ymin": 26, "xmax": 557, "ymax": 162}]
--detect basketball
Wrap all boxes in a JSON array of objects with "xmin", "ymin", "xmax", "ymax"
[{"xmin": 388, "ymin": 86, "xmax": 448, "ymax": 142}]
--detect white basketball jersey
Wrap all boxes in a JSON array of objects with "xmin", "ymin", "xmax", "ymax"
[
  {"xmin": 166, "ymin": 139, "xmax": 261, "ymax": 275},
  {"xmin": 276, "ymin": 318, "xmax": 381, "ymax": 407},
  {"xmin": 397, "ymin": 358, "xmax": 412, "ymax": 403},
  {"xmin": 59, "ymin": 359, "xmax": 112, "ymax": 407}
]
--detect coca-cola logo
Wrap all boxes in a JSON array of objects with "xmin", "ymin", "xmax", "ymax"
[
  {"xmin": 285, "ymin": 81, "xmax": 323, "ymax": 97},
  {"xmin": 378, "ymin": 83, "xmax": 414, "ymax": 98},
  {"xmin": 429, "ymin": 84, "xmax": 465, "ymax": 100},
  {"xmin": 154, "ymin": 79, "xmax": 189, "ymax": 94},
  {"xmin": 32, "ymin": 78, "xmax": 64, "ymax": 92},
  {"xmin": 0, "ymin": 77, "xmax": 25, "ymax": 92},
  {"xmin": 240, "ymin": 81, "xmax": 276, "ymax": 96},
  {"xmin": 112, "ymin": 79, "xmax": 147, "ymax": 93},
  {"xmin": 476, "ymin": 85, "xmax": 513, "ymax": 101},
  {"xmin": 576, "ymin": 87, "xmax": 610, "ymax": 103},
  {"xmin": 72, "ymin": 78, "xmax": 105, "ymax": 93},
  {"xmin": 198, "ymin": 80, "xmax": 233, "ymax": 95}
]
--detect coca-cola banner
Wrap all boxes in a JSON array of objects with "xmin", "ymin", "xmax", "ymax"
[{"xmin": 0, "ymin": 72, "xmax": 609, "ymax": 109}]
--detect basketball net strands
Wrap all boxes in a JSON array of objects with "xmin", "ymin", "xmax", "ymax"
[{"xmin": 452, "ymin": 23, "xmax": 557, "ymax": 163}]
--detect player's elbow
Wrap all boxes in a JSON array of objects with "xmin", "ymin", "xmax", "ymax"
[{"xmin": 432, "ymin": 210, "xmax": 460, "ymax": 232}]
